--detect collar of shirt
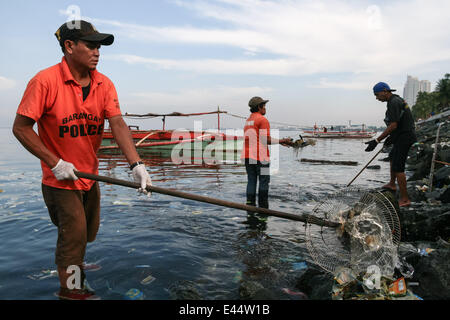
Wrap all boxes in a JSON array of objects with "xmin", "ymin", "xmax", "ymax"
[{"xmin": 60, "ymin": 57, "xmax": 103, "ymax": 89}]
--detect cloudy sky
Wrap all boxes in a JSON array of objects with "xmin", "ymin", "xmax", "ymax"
[{"xmin": 1, "ymin": 0, "xmax": 449, "ymax": 129}]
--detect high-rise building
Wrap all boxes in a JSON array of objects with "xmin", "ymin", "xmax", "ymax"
[
  {"xmin": 403, "ymin": 75, "xmax": 431, "ymax": 106},
  {"xmin": 419, "ymin": 80, "xmax": 431, "ymax": 93}
]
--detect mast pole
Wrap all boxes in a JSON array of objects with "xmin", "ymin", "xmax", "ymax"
[{"xmin": 217, "ymin": 106, "xmax": 220, "ymax": 132}]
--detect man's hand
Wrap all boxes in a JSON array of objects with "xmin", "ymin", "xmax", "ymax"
[
  {"xmin": 51, "ymin": 159, "xmax": 78, "ymax": 181},
  {"xmin": 132, "ymin": 163, "xmax": 152, "ymax": 196},
  {"xmin": 280, "ymin": 138, "xmax": 294, "ymax": 147},
  {"xmin": 365, "ymin": 139, "xmax": 378, "ymax": 152}
]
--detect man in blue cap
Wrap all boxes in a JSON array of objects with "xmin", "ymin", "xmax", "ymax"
[{"xmin": 365, "ymin": 82, "xmax": 417, "ymax": 207}]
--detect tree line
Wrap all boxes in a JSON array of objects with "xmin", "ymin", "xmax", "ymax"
[{"xmin": 411, "ymin": 73, "xmax": 450, "ymax": 121}]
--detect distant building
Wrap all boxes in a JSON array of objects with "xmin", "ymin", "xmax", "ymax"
[{"xmin": 403, "ymin": 75, "xmax": 431, "ymax": 106}]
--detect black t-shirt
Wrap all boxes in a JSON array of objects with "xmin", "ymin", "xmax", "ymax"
[
  {"xmin": 82, "ymin": 82, "xmax": 91, "ymax": 101},
  {"xmin": 384, "ymin": 94, "xmax": 416, "ymax": 143}
]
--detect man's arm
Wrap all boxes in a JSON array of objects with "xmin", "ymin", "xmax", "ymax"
[
  {"xmin": 266, "ymin": 136, "xmax": 293, "ymax": 146},
  {"xmin": 108, "ymin": 115, "xmax": 152, "ymax": 193},
  {"xmin": 12, "ymin": 114, "xmax": 60, "ymax": 168},
  {"xmin": 107, "ymin": 115, "xmax": 142, "ymax": 165},
  {"xmin": 376, "ymin": 122, "xmax": 398, "ymax": 143}
]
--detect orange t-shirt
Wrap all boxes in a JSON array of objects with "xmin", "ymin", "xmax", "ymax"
[
  {"xmin": 241, "ymin": 112, "xmax": 271, "ymax": 163},
  {"xmin": 16, "ymin": 57, "xmax": 122, "ymax": 190}
]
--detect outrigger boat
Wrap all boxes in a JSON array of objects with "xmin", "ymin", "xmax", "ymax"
[
  {"xmin": 301, "ymin": 123, "xmax": 376, "ymax": 139},
  {"xmin": 100, "ymin": 109, "xmax": 244, "ymax": 161}
]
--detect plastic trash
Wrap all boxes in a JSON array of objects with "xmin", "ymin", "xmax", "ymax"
[
  {"xmin": 82, "ymin": 262, "xmax": 102, "ymax": 272},
  {"xmin": 334, "ymin": 267, "xmax": 356, "ymax": 286},
  {"xmin": 291, "ymin": 262, "xmax": 308, "ymax": 271},
  {"xmin": 388, "ymin": 277, "xmax": 407, "ymax": 297},
  {"xmin": 416, "ymin": 185, "xmax": 429, "ymax": 192},
  {"xmin": 124, "ymin": 288, "xmax": 144, "ymax": 300},
  {"xmin": 28, "ymin": 269, "xmax": 58, "ymax": 280},
  {"xmin": 395, "ymin": 258, "xmax": 414, "ymax": 278},
  {"xmin": 112, "ymin": 200, "xmax": 131, "ymax": 206},
  {"xmin": 418, "ymin": 248, "xmax": 435, "ymax": 256},
  {"xmin": 233, "ymin": 271, "xmax": 242, "ymax": 283},
  {"xmin": 140, "ymin": 275, "xmax": 156, "ymax": 286},
  {"xmin": 281, "ymin": 288, "xmax": 308, "ymax": 299}
]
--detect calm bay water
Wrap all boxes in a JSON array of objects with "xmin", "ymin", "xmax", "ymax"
[{"xmin": 0, "ymin": 127, "xmax": 392, "ymax": 300}]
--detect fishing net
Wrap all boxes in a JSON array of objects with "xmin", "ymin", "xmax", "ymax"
[{"xmin": 305, "ymin": 188, "xmax": 401, "ymax": 278}]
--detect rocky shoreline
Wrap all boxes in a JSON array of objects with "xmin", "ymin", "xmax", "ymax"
[
  {"xmin": 236, "ymin": 116, "xmax": 450, "ymax": 300},
  {"xmin": 292, "ymin": 114, "xmax": 450, "ymax": 300}
]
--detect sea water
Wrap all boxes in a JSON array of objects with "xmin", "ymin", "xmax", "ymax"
[{"xmin": 0, "ymin": 127, "xmax": 394, "ymax": 300}]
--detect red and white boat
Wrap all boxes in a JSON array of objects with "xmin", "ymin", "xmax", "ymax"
[
  {"xmin": 100, "ymin": 109, "xmax": 243, "ymax": 155},
  {"xmin": 302, "ymin": 123, "xmax": 376, "ymax": 139}
]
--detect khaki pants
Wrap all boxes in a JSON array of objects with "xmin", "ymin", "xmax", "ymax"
[{"xmin": 42, "ymin": 182, "xmax": 100, "ymax": 267}]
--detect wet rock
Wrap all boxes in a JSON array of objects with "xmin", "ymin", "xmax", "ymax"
[
  {"xmin": 238, "ymin": 280, "xmax": 265, "ymax": 299},
  {"xmin": 168, "ymin": 280, "xmax": 202, "ymax": 300},
  {"xmin": 407, "ymin": 247, "xmax": 450, "ymax": 299},
  {"xmin": 433, "ymin": 166, "xmax": 450, "ymax": 186},
  {"xmin": 294, "ymin": 268, "xmax": 333, "ymax": 300},
  {"xmin": 407, "ymin": 180, "xmax": 429, "ymax": 203},
  {"xmin": 439, "ymin": 187, "xmax": 450, "ymax": 203},
  {"xmin": 400, "ymin": 203, "xmax": 450, "ymax": 242}
]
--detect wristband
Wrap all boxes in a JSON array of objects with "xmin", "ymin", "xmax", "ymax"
[{"xmin": 130, "ymin": 161, "xmax": 144, "ymax": 170}]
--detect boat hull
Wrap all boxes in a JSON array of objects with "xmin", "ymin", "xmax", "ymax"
[
  {"xmin": 301, "ymin": 130, "xmax": 376, "ymax": 139},
  {"xmin": 100, "ymin": 129, "xmax": 244, "ymax": 163}
]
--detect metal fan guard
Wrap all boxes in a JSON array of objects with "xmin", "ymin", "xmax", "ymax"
[{"xmin": 305, "ymin": 187, "xmax": 401, "ymax": 276}]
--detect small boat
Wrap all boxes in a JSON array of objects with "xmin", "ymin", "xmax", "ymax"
[
  {"xmin": 301, "ymin": 123, "xmax": 376, "ymax": 139},
  {"xmin": 99, "ymin": 109, "xmax": 244, "ymax": 162}
]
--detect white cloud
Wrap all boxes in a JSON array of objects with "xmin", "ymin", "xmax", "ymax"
[
  {"xmin": 127, "ymin": 85, "xmax": 272, "ymax": 109},
  {"xmin": 91, "ymin": 0, "xmax": 450, "ymax": 77},
  {"xmin": 105, "ymin": 54, "xmax": 313, "ymax": 75},
  {"xmin": 309, "ymin": 78, "xmax": 372, "ymax": 90},
  {"xmin": 0, "ymin": 76, "xmax": 16, "ymax": 90}
]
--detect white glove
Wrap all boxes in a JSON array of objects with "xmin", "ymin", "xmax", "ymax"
[
  {"xmin": 51, "ymin": 159, "xmax": 78, "ymax": 181},
  {"xmin": 132, "ymin": 164, "xmax": 152, "ymax": 196}
]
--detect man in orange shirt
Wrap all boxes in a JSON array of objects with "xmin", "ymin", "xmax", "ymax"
[
  {"xmin": 12, "ymin": 20, "xmax": 151, "ymax": 300},
  {"xmin": 241, "ymin": 97, "xmax": 293, "ymax": 210}
]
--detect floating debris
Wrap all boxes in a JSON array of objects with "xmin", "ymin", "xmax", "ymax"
[
  {"xmin": 112, "ymin": 200, "xmax": 131, "ymax": 206},
  {"xmin": 281, "ymin": 288, "xmax": 308, "ymax": 299},
  {"xmin": 82, "ymin": 262, "xmax": 102, "ymax": 272},
  {"xmin": 233, "ymin": 271, "xmax": 242, "ymax": 283},
  {"xmin": 28, "ymin": 269, "xmax": 58, "ymax": 281},
  {"xmin": 418, "ymin": 247, "xmax": 435, "ymax": 256},
  {"xmin": 140, "ymin": 275, "xmax": 156, "ymax": 286},
  {"xmin": 291, "ymin": 262, "xmax": 308, "ymax": 271},
  {"xmin": 299, "ymin": 158, "xmax": 358, "ymax": 166},
  {"xmin": 124, "ymin": 288, "xmax": 144, "ymax": 300}
]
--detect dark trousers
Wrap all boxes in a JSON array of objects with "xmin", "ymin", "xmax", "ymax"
[{"xmin": 245, "ymin": 159, "xmax": 270, "ymax": 208}]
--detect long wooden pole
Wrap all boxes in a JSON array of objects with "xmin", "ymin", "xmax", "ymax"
[
  {"xmin": 347, "ymin": 147, "xmax": 384, "ymax": 187},
  {"xmin": 75, "ymin": 171, "xmax": 340, "ymax": 228}
]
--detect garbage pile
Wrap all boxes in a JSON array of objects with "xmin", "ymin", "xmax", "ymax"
[{"xmin": 331, "ymin": 267, "xmax": 422, "ymax": 300}]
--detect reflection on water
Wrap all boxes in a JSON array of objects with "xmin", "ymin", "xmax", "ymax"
[{"xmin": 0, "ymin": 128, "xmax": 398, "ymax": 300}]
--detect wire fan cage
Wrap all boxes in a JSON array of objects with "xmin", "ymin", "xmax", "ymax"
[{"xmin": 306, "ymin": 187, "xmax": 401, "ymax": 277}]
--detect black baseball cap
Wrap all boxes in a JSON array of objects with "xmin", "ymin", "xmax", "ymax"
[
  {"xmin": 55, "ymin": 20, "xmax": 114, "ymax": 47},
  {"xmin": 249, "ymin": 96, "xmax": 269, "ymax": 108}
]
